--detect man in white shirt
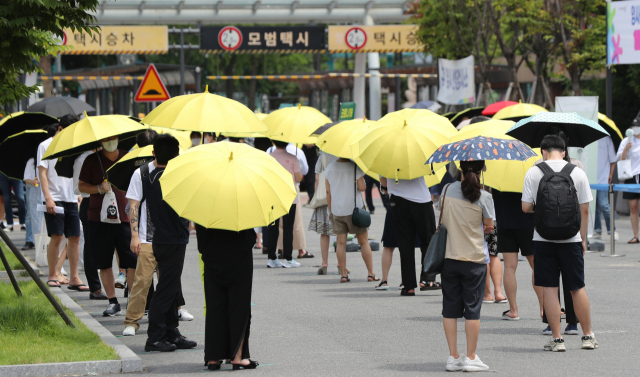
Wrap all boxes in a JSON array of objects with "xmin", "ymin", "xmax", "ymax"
[
  {"xmin": 380, "ymin": 176, "xmax": 438, "ymax": 296},
  {"xmin": 616, "ymin": 123, "xmax": 640, "ymax": 243},
  {"xmin": 522, "ymin": 135, "xmax": 597, "ymax": 352},
  {"xmin": 37, "ymin": 114, "xmax": 87, "ymax": 291},
  {"xmin": 22, "ymin": 157, "xmax": 42, "ymax": 250},
  {"xmin": 593, "ymin": 136, "xmax": 617, "ymax": 239}
]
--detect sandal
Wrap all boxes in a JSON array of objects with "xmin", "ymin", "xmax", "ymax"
[
  {"xmin": 502, "ymin": 310, "xmax": 520, "ymax": 321},
  {"xmin": 420, "ymin": 281, "xmax": 442, "ymax": 291},
  {"xmin": 297, "ymin": 251, "xmax": 315, "ymax": 259},
  {"xmin": 337, "ymin": 265, "xmax": 350, "ymax": 274},
  {"xmin": 317, "ymin": 266, "xmax": 327, "ymax": 275},
  {"xmin": 375, "ymin": 281, "xmax": 389, "ymax": 290},
  {"xmin": 629, "ymin": 237, "xmax": 640, "ymax": 244},
  {"xmin": 340, "ymin": 276, "xmax": 350, "ymax": 283},
  {"xmin": 68, "ymin": 284, "xmax": 90, "ymax": 292},
  {"xmin": 400, "ymin": 288, "xmax": 415, "ymax": 296},
  {"xmin": 46, "ymin": 279, "xmax": 61, "ymax": 288},
  {"xmin": 367, "ymin": 275, "xmax": 380, "ymax": 282}
]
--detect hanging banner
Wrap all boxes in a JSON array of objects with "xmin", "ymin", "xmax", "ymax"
[
  {"xmin": 200, "ymin": 26, "xmax": 325, "ymax": 54},
  {"xmin": 436, "ymin": 56, "xmax": 476, "ymax": 105},
  {"xmin": 328, "ymin": 25, "xmax": 422, "ymax": 52},
  {"xmin": 61, "ymin": 26, "xmax": 168, "ymax": 54},
  {"xmin": 607, "ymin": 0, "xmax": 640, "ymax": 64}
]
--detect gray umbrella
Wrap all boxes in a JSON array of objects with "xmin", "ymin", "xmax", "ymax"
[{"xmin": 28, "ymin": 97, "xmax": 95, "ymax": 118}]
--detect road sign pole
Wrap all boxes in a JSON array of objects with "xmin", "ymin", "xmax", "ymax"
[
  {"xmin": 180, "ymin": 29, "xmax": 185, "ymax": 95},
  {"xmin": 602, "ymin": 184, "xmax": 625, "ymax": 257}
]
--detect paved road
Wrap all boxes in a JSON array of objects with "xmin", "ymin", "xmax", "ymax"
[{"xmin": 5, "ymin": 197, "xmax": 640, "ymax": 376}]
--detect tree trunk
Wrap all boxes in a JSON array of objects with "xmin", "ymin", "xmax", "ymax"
[
  {"xmin": 247, "ymin": 57, "xmax": 259, "ymax": 110},
  {"xmin": 224, "ymin": 55, "xmax": 237, "ymax": 99},
  {"xmin": 40, "ymin": 55, "xmax": 53, "ymax": 98},
  {"xmin": 571, "ymin": 73, "xmax": 581, "ymax": 96}
]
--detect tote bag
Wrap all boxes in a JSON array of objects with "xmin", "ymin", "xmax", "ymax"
[
  {"xmin": 100, "ymin": 190, "xmax": 121, "ymax": 224},
  {"xmin": 309, "ymin": 154, "xmax": 328, "ymax": 208},
  {"xmin": 423, "ymin": 183, "xmax": 451, "ymax": 275},
  {"xmin": 618, "ymin": 159, "xmax": 633, "ymax": 181}
]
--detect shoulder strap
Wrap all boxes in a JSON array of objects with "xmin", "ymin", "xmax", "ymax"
[
  {"xmin": 536, "ymin": 161, "xmax": 554, "ymax": 175},
  {"xmin": 140, "ymin": 164, "xmax": 150, "ymax": 205},
  {"xmin": 559, "ymin": 162, "xmax": 576, "ymax": 185},
  {"xmin": 437, "ymin": 183, "xmax": 452, "ymax": 231}
]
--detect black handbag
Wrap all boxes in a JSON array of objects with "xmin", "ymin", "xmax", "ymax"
[
  {"xmin": 422, "ymin": 183, "xmax": 451, "ymax": 275},
  {"xmin": 351, "ymin": 164, "xmax": 371, "ymax": 228}
]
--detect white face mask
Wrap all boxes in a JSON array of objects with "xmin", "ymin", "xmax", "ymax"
[
  {"xmin": 632, "ymin": 126, "xmax": 640, "ymax": 136},
  {"xmin": 102, "ymin": 139, "xmax": 118, "ymax": 152},
  {"xmin": 191, "ymin": 138, "xmax": 201, "ymax": 146},
  {"xmin": 203, "ymin": 137, "xmax": 210, "ymax": 144}
]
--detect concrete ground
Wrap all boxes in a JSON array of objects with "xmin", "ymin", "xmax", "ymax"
[{"xmin": 4, "ymin": 197, "xmax": 640, "ymax": 376}]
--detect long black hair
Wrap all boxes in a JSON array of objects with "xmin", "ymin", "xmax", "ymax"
[{"xmin": 459, "ymin": 160, "xmax": 485, "ymax": 202}]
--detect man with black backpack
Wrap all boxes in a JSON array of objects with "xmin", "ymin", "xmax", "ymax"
[{"xmin": 521, "ymin": 135, "xmax": 598, "ymax": 352}]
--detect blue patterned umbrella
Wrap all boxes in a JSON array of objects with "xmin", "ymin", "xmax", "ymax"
[
  {"xmin": 506, "ymin": 112, "xmax": 608, "ymax": 148},
  {"xmin": 426, "ymin": 136, "xmax": 537, "ymax": 164}
]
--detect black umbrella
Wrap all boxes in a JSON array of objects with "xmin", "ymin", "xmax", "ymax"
[
  {"xmin": 506, "ymin": 112, "xmax": 609, "ymax": 148},
  {"xmin": 0, "ymin": 112, "xmax": 58, "ymax": 143},
  {"xmin": 449, "ymin": 107, "xmax": 486, "ymax": 127},
  {"xmin": 310, "ymin": 122, "xmax": 338, "ymax": 136},
  {"xmin": 0, "ymin": 130, "xmax": 49, "ymax": 180},
  {"xmin": 106, "ymin": 146, "xmax": 155, "ymax": 192},
  {"xmin": 28, "ymin": 97, "xmax": 95, "ymax": 118}
]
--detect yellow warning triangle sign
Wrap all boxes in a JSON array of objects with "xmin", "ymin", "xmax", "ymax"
[{"xmin": 134, "ymin": 64, "xmax": 170, "ymax": 102}]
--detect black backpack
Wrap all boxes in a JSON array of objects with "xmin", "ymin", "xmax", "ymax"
[{"xmin": 534, "ymin": 162, "xmax": 581, "ymax": 240}]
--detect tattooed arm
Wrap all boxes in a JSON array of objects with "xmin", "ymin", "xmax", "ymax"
[{"xmin": 129, "ymin": 199, "xmax": 141, "ymax": 255}]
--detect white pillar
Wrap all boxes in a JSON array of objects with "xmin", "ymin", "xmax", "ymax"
[
  {"xmin": 353, "ymin": 54, "xmax": 366, "ymax": 119},
  {"xmin": 365, "ymin": 15, "xmax": 381, "ymax": 120}
]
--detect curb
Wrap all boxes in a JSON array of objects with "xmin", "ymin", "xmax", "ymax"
[{"xmin": 0, "ymin": 285, "xmax": 143, "ymax": 376}]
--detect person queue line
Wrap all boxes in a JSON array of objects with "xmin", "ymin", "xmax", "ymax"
[{"xmin": 16, "ymin": 112, "xmax": 607, "ymax": 372}]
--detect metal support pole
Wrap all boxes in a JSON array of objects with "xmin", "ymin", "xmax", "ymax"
[
  {"xmin": 606, "ymin": 65, "xmax": 613, "ymax": 119},
  {"xmin": 179, "ymin": 29, "xmax": 185, "ymax": 96},
  {"xmin": 0, "ymin": 245, "xmax": 22, "ymax": 296},
  {"xmin": 602, "ymin": 184, "xmax": 625, "ymax": 257},
  {"xmin": 0, "ymin": 229, "xmax": 75, "ymax": 327},
  {"xmin": 395, "ymin": 76, "xmax": 402, "ymax": 111}
]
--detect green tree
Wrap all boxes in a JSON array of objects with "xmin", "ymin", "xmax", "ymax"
[
  {"xmin": 0, "ymin": 0, "xmax": 99, "ymax": 114},
  {"xmin": 544, "ymin": 0, "xmax": 606, "ymax": 95}
]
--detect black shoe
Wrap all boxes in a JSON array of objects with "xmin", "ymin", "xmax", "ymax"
[
  {"xmin": 205, "ymin": 360, "xmax": 223, "ymax": 370},
  {"xmin": 9, "ymin": 226, "xmax": 13, "ymax": 232},
  {"xmin": 168, "ymin": 335, "xmax": 197, "ymax": 349},
  {"xmin": 262, "ymin": 247, "xmax": 268, "ymax": 255},
  {"xmin": 277, "ymin": 250, "xmax": 283, "ymax": 259},
  {"xmin": 20, "ymin": 225, "xmax": 26, "ymax": 231},
  {"xmin": 400, "ymin": 289, "xmax": 415, "ymax": 296},
  {"xmin": 103, "ymin": 303, "xmax": 121, "ymax": 316},
  {"xmin": 0, "ymin": 223, "xmax": 5, "ymax": 229},
  {"xmin": 21, "ymin": 242, "xmax": 35, "ymax": 250},
  {"xmin": 232, "ymin": 359, "xmax": 259, "ymax": 370},
  {"xmin": 90, "ymin": 291, "xmax": 108, "ymax": 300},
  {"xmin": 370, "ymin": 210, "xmax": 375, "ymax": 215},
  {"xmin": 145, "ymin": 340, "xmax": 177, "ymax": 352}
]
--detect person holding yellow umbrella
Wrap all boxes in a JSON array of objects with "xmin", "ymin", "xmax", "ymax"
[{"xmin": 158, "ymin": 141, "xmax": 297, "ymax": 369}]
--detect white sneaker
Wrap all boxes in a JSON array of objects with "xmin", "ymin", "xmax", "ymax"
[
  {"xmin": 544, "ymin": 338, "xmax": 566, "ymax": 352},
  {"xmin": 281, "ymin": 260, "xmax": 300, "ymax": 268},
  {"xmin": 614, "ymin": 231, "xmax": 619, "ymax": 241},
  {"xmin": 591, "ymin": 232, "xmax": 602, "ymax": 239},
  {"xmin": 581, "ymin": 334, "xmax": 599, "ymax": 349},
  {"xmin": 445, "ymin": 356, "xmax": 465, "ymax": 371},
  {"xmin": 123, "ymin": 326, "xmax": 136, "ymax": 336},
  {"xmin": 267, "ymin": 259, "xmax": 283, "ymax": 268},
  {"xmin": 178, "ymin": 308, "xmax": 194, "ymax": 321},
  {"xmin": 462, "ymin": 355, "xmax": 489, "ymax": 372},
  {"xmin": 60, "ymin": 267, "xmax": 68, "ymax": 276},
  {"xmin": 114, "ymin": 272, "xmax": 126, "ymax": 289}
]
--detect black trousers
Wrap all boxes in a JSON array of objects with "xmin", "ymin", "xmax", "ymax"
[
  {"xmin": 79, "ymin": 199, "xmax": 101, "ymax": 293},
  {"xmin": 305, "ymin": 172, "xmax": 316, "ymax": 202},
  {"xmin": 542, "ymin": 282, "xmax": 578, "ymax": 324},
  {"xmin": 266, "ymin": 204, "xmax": 296, "ymax": 261},
  {"xmin": 390, "ymin": 195, "xmax": 437, "ymax": 290},
  {"xmin": 364, "ymin": 176, "xmax": 390, "ymax": 212},
  {"xmin": 147, "ymin": 243, "xmax": 186, "ymax": 343}
]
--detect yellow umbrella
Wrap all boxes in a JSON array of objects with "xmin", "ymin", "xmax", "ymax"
[
  {"xmin": 159, "ymin": 142, "xmax": 297, "ymax": 231},
  {"xmin": 492, "ymin": 102, "xmax": 548, "ymax": 121},
  {"xmin": 351, "ymin": 108, "xmax": 456, "ymax": 180},
  {"xmin": 43, "ymin": 113, "xmax": 145, "ymax": 160},
  {"xmin": 262, "ymin": 104, "xmax": 331, "ymax": 144},
  {"xmin": 316, "ymin": 118, "xmax": 378, "ymax": 159},
  {"xmin": 597, "ymin": 112, "xmax": 623, "ymax": 146},
  {"xmin": 424, "ymin": 166, "xmax": 447, "ymax": 187},
  {"xmin": 141, "ymin": 85, "xmax": 267, "ymax": 133},
  {"xmin": 255, "ymin": 111, "xmax": 268, "ymax": 121},
  {"xmin": 448, "ymin": 119, "xmax": 538, "ymax": 193},
  {"xmin": 147, "ymin": 126, "xmax": 193, "ymax": 150}
]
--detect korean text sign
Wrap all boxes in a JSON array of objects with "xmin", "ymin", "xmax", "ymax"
[
  {"xmin": 437, "ymin": 56, "xmax": 476, "ymax": 105},
  {"xmin": 62, "ymin": 26, "xmax": 168, "ymax": 54},
  {"xmin": 328, "ymin": 25, "xmax": 421, "ymax": 52},
  {"xmin": 607, "ymin": 0, "xmax": 640, "ymax": 64},
  {"xmin": 200, "ymin": 26, "xmax": 325, "ymax": 53}
]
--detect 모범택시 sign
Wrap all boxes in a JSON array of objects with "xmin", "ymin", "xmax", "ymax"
[
  {"xmin": 328, "ymin": 25, "xmax": 422, "ymax": 52},
  {"xmin": 61, "ymin": 26, "xmax": 168, "ymax": 54},
  {"xmin": 200, "ymin": 26, "xmax": 325, "ymax": 54}
]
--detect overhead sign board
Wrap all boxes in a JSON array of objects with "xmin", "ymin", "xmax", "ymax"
[
  {"xmin": 437, "ymin": 56, "xmax": 476, "ymax": 105},
  {"xmin": 328, "ymin": 25, "xmax": 423, "ymax": 52},
  {"xmin": 134, "ymin": 64, "xmax": 170, "ymax": 103},
  {"xmin": 62, "ymin": 26, "xmax": 168, "ymax": 54},
  {"xmin": 200, "ymin": 26, "xmax": 326, "ymax": 54},
  {"xmin": 607, "ymin": 1, "xmax": 640, "ymax": 64}
]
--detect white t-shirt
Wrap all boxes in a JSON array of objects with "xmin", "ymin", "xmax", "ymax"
[
  {"xmin": 616, "ymin": 136, "xmax": 640, "ymax": 177},
  {"xmin": 522, "ymin": 159, "xmax": 593, "ymax": 243},
  {"xmin": 24, "ymin": 158, "xmax": 37, "ymax": 184},
  {"xmin": 126, "ymin": 162, "xmax": 156, "ymax": 244},
  {"xmin": 267, "ymin": 144, "xmax": 309, "ymax": 175},
  {"xmin": 385, "ymin": 177, "xmax": 432, "ymax": 204},
  {"xmin": 324, "ymin": 161, "xmax": 365, "ymax": 216},
  {"xmin": 73, "ymin": 151, "xmax": 94, "ymax": 198},
  {"xmin": 597, "ymin": 136, "xmax": 616, "ymax": 185},
  {"xmin": 37, "ymin": 137, "xmax": 77, "ymax": 203}
]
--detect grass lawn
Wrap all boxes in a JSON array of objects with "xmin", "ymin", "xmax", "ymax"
[
  {"xmin": 0, "ymin": 242, "xmax": 24, "ymax": 272},
  {"xmin": 0, "ymin": 280, "xmax": 119, "ymax": 365}
]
